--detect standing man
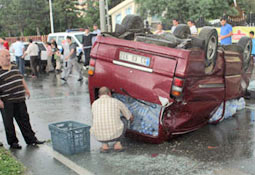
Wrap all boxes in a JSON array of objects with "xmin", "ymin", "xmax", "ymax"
[
  {"xmin": 155, "ymin": 24, "xmax": 165, "ymax": 35},
  {"xmin": 61, "ymin": 36, "xmax": 83, "ymax": 82},
  {"xmin": 82, "ymin": 27, "xmax": 97, "ymax": 68},
  {"xmin": 220, "ymin": 17, "xmax": 233, "ymax": 45},
  {"xmin": 250, "ymin": 31, "xmax": 255, "ymax": 59},
  {"xmin": 92, "ymin": 24, "xmax": 101, "ymax": 45},
  {"xmin": 46, "ymin": 42, "xmax": 54, "ymax": 73},
  {"xmin": 23, "ymin": 39, "xmax": 39, "ymax": 78},
  {"xmin": 0, "ymin": 49, "xmax": 45, "ymax": 149},
  {"xmin": 171, "ymin": 19, "xmax": 179, "ymax": 33},
  {"xmin": 91, "ymin": 87, "xmax": 133, "ymax": 152},
  {"xmin": 11, "ymin": 38, "xmax": 25, "ymax": 75},
  {"xmin": 187, "ymin": 20, "xmax": 198, "ymax": 35}
]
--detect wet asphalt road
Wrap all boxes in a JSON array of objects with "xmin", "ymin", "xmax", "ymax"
[{"xmin": 0, "ymin": 72, "xmax": 255, "ymax": 175}]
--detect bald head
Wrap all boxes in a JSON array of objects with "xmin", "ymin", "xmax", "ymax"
[
  {"xmin": 99, "ymin": 87, "xmax": 111, "ymax": 97},
  {"xmin": 0, "ymin": 49, "xmax": 11, "ymax": 67}
]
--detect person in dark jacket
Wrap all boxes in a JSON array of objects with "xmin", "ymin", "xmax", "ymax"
[{"xmin": 82, "ymin": 27, "xmax": 98, "ymax": 68}]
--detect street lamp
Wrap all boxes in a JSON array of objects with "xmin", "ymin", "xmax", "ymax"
[{"xmin": 49, "ymin": 0, "xmax": 54, "ymax": 33}]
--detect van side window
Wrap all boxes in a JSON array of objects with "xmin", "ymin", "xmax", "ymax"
[
  {"xmin": 48, "ymin": 36, "xmax": 56, "ymax": 42},
  {"xmin": 57, "ymin": 36, "xmax": 65, "ymax": 46}
]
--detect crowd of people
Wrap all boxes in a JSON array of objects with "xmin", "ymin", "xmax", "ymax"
[
  {"xmin": 154, "ymin": 17, "xmax": 234, "ymax": 45},
  {"xmin": 0, "ymin": 25, "xmax": 101, "ymax": 149}
]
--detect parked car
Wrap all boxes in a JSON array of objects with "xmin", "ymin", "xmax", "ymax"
[
  {"xmin": 88, "ymin": 15, "xmax": 253, "ymax": 143},
  {"xmin": 10, "ymin": 41, "xmax": 48, "ymax": 70},
  {"xmin": 47, "ymin": 31, "xmax": 85, "ymax": 62}
]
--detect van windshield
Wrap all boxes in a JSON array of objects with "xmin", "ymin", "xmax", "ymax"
[{"xmin": 75, "ymin": 34, "xmax": 84, "ymax": 44}]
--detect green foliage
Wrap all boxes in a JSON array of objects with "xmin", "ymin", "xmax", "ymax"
[
  {"xmin": 0, "ymin": 147, "xmax": 25, "ymax": 175},
  {"xmin": 79, "ymin": 0, "xmax": 100, "ymax": 29},
  {"xmin": 135, "ymin": 0, "xmax": 255, "ymax": 24},
  {"xmin": 0, "ymin": 0, "xmax": 101, "ymax": 36},
  {"xmin": 52, "ymin": 0, "xmax": 81, "ymax": 32}
]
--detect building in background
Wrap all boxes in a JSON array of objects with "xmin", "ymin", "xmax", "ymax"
[
  {"xmin": 108, "ymin": 0, "xmax": 137, "ymax": 31},
  {"xmin": 108, "ymin": 0, "xmax": 161, "ymax": 32}
]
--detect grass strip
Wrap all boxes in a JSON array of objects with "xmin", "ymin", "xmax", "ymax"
[{"xmin": 0, "ymin": 147, "xmax": 26, "ymax": 175}]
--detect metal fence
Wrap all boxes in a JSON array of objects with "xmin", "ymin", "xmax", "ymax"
[{"xmin": 6, "ymin": 35, "xmax": 48, "ymax": 44}]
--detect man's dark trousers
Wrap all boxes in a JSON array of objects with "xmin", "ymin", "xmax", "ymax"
[
  {"xmin": 0, "ymin": 101, "xmax": 37, "ymax": 145},
  {"xmin": 30, "ymin": 56, "xmax": 39, "ymax": 77},
  {"xmin": 84, "ymin": 48, "xmax": 91, "ymax": 66}
]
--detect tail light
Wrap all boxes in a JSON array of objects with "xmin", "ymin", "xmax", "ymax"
[
  {"xmin": 88, "ymin": 58, "xmax": 96, "ymax": 76},
  {"xmin": 171, "ymin": 77, "xmax": 184, "ymax": 98}
]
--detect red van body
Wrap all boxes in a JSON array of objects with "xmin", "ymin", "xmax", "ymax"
[{"xmin": 88, "ymin": 36, "xmax": 253, "ymax": 143}]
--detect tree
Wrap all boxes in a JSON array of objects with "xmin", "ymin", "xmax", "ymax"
[
  {"xmin": 135, "ymin": 0, "xmax": 254, "ymax": 25},
  {"xmin": 52, "ymin": 0, "xmax": 82, "ymax": 32},
  {"xmin": 0, "ymin": 0, "xmax": 50, "ymax": 36}
]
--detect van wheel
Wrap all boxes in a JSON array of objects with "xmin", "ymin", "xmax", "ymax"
[
  {"xmin": 115, "ymin": 24, "xmax": 126, "ymax": 35},
  {"xmin": 198, "ymin": 27, "xmax": 218, "ymax": 68},
  {"xmin": 237, "ymin": 36, "xmax": 252, "ymax": 71},
  {"xmin": 121, "ymin": 15, "xmax": 144, "ymax": 31},
  {"xmin": 173, "ymin": 24, "xmax": 191, "ymax": 39}
]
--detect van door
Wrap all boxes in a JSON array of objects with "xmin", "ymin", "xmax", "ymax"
[{"xmin": 37, "ymin": 43, "xmax": 47, "ymax": 61}]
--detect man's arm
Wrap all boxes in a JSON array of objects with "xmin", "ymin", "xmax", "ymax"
[
  {"xmin": 65, "ymin": 48, "xmax": 74, "ymax": 61},
  {"xmin": 22, "ymin": 79, "xmax": 30, "ymax": 99},
  {"xmin": 0, "ymin": 99, "xmax": 4, "ymax": 109},
  {"xmin": 221, "ymin": 31, "xmax": 233, "ymax": 40},
  {"xmin": 118, "ymin": 101, "xmax": 133, "ymax": 121},
  {"xmin": 22, "ymin": 44, "xmax": 30, "ymax": 58},
  {"xmin": 90, "ymin": 33, "xmax": 98, "ymax": 37}
]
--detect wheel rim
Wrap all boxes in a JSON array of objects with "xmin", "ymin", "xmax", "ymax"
[
  {"xmin": 243, "ymin": 41, "xmax": 252, "ymax": 63},
  {"xmin": 207, "ymin": 35, "xmax": 217, "ymax": 61}
]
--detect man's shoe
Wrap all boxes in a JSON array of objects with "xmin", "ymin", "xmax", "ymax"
[
  {"xmin": 28, "ymin": 140, "xmax": 45, "ymax": 146},
  {"xmin": 10, "ymin": 143, "xmax": 22, "ymax": 149},
  {"xmin": 78, "ymin": 77, "xmax": 83, "ymax": 82},
  {"xmin": 0, "ymin": 141, "xmax": 3, "ymax": 147},
  {"xmin": 34, "ymin": 140, "xmax": 45, "ymax": 144},
  {"xmin": 61, "ymin": 77, "xmax": 67, "ymax": 81}
]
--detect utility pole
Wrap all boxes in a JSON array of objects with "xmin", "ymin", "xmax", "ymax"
[
  {"xmin": 49, "ymin": 0, "xmax": 54, "ymax": 33},
  {"xmin": 99, "ymin": 0, "xmax": 106, "ymax": 32},
  {"xmin": 233, "ymin": 0, "xmax": 237, "ymax": 7},
  {"xmin": 105, "ymin": 0, "xmax": 111, "ymax": 32}
]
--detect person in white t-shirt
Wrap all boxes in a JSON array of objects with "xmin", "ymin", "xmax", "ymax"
[{"xmin": 187, "ymin": 20, "xmax": 198, "ymax": 36}]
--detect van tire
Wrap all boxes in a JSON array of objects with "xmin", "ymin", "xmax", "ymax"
[
  {"xmin": 173, "ymin": 24, "xmax": 191, "ymax": 39},
  {"xmin": 237, "ymin": 36, "xmax": 252, "ymax": 71},
  {"xmin": 115, "ymin": 24, "xmax": 126, "ymax": 35},
  {"xmin": 198, "ymin": 27, "xmax": 218, "ymax": 68},
  {"xmin": 121, "ymin": 15, "xmax": 144, "ymax": 31}
]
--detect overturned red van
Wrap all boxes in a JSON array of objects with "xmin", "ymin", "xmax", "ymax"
[{"xmin": 88, "ymin": 16, "xmax": 253, "ymax": 143}]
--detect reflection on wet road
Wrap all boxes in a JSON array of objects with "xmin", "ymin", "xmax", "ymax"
[{"xmin": 0, "ymin": 73, "xmax": 254, "ymax": 175}]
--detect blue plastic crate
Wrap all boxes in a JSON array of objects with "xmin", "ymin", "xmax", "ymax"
[{"xmin": 48, "ymin": 121, "xmax": 91, "ymax": 155}]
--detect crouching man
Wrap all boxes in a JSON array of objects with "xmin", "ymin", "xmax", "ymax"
[
  {"xmin": 90, "ymin": 87, "xmax": 133, "ymax": 153},
  {"xmin": 0, "ymin": 49, "xmax": 45, "ymax": 149}
]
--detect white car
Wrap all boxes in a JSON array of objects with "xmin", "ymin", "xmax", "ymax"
[
  {"xmin": 10, "ymin": 41, "xmax": 48, "ymax": 69},
  {"xmin": 47, "ymin": 31, "xmax": 85, "ymax": 62}
]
